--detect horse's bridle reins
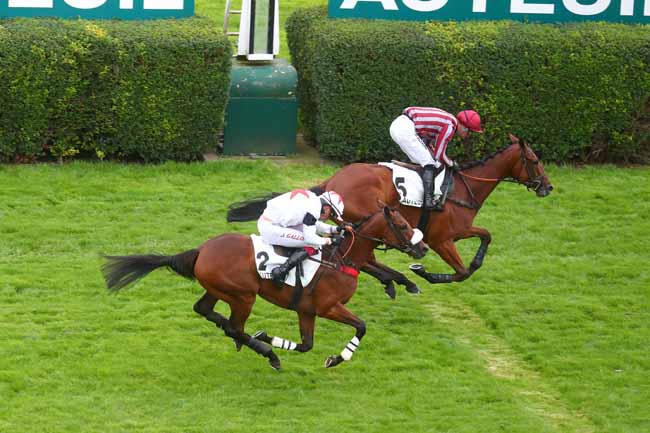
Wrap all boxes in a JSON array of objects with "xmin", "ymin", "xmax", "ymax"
[
  {"xmin": 347, "ymin": 207, "xmax": 423, "ymax": 257},
  {"xmin": 309, "ymin": 207, "xmax": 422, "ymax": 275},
  {"xmin": 453, "ymin": 144, "xmax": 545, "ymax": 209}
]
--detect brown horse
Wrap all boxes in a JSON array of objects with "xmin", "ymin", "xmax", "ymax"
[
  {"xmin": 102, "ymin": 205, "xmax": 427, "ymax": 370},
  {"xmin": 228, "ymin": 135, "xmax": 552, "ymax": 298}
]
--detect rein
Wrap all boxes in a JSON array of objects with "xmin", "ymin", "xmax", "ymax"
[
  {"xmin": 350, "ymin": 208, "xmax": 419, "ymax": 256},
  {"xmin": 452, "ymin": 145, "xmax": 545, "ymax": 209}
]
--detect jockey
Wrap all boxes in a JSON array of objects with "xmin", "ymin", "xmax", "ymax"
[
  {"xmin": 390, "ymin": 107, "xmax": 483, "ymax": 210},
  {"xmin": 258, "ymin": 189, "xmax": 345, "ymax": 283}
]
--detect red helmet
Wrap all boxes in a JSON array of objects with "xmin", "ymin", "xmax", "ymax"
[{"xmin": 456, "ymin": 110, "xmax": 483, "ymax": 133}]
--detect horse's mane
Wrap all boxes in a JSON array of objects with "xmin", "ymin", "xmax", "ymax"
[{"xmin": 458, "ymin": 144, "xmax": 514, "ymax": 170}]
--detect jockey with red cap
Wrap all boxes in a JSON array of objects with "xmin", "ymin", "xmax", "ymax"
[
  {"xmin": 390, "ymin": 107, "xmax": 483, "ymax": 210},
  {"xmin": 258, "ymin": 189, "xmax": 346, "ymax": 283}
]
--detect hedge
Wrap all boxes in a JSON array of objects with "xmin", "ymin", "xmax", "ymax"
[
  {"xmin": 287, "ymin": 7, "xmax": 650, "ymax": 164},
  {"xmin": 0, "ymin": 18, "xmax": 231, "ymax": 162}
]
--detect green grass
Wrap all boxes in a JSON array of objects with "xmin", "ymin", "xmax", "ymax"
[
  {"xmin": 1, "ymin": 162, "xmax": 650, "ymax": 433},
  {"xmin": 195, "ymin": 0, "xmax": 326, "ymax": 59}
]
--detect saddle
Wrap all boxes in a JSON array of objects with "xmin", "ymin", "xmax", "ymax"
[
  {"xmin": 379, "ymin": 161, "xmax": 455, "ymax": 208},
  {"xmin": 272, "ymin": 245, "xmax": 298, "ymax": 257}
]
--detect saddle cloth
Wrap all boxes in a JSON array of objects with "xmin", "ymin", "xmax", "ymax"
[
  {"xmin": 378, "ymin": 162, "xmax": 452, "ymax": 208},
  {"xmin": 250, "ymin": 235, "xmax": 321, "ymax": 287}
]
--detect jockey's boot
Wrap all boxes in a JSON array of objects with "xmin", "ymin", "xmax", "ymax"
[
  {"xmin": 422, "ymin": 164, "xmax": 438, "ymax": 210},
  {"xmin": 271, "ymin": 249, "xmax": 309, "ymax": 284}
]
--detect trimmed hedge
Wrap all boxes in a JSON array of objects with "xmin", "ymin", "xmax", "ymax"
[
  {"xmin": 0, "ymin": 18, "xmax": 231, "ymax": 162},
  {"xmin": 287, "ymin": 7, "xmax": 650, "ymax": 163}
]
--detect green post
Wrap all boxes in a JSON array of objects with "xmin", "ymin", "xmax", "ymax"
[{"xmin": 223, "ymin": 58, "xmax": 298, "ymax": 155}]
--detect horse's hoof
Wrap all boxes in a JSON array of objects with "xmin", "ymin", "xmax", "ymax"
[
  {"xmin": 234, "ymin": 340, "xmax": 243, "ymax": 352},
  {"xmin": 324, "ymin": 355, "xmax": 343, "ymax": 368},
  {"xmin": 405, "ymin": 283, "xmax": 421, "ymax": 294},
  {"xmin": 268, "ymin": 354, "xmax": 281, "ymax": 371},
  {"xmin": 384, "ymin": 282, "xmax": 396, "ymax": 300},
  {"xmin": 253, "ymin": 330, "xmax": 272, "ymax": 344}
]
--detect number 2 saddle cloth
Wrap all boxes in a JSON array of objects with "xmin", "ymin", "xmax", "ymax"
[
  {"xmin": 250, "ymin": 235, "xmax": 322, "ymax": 287},
  {"xmin": 378, "ymin": 161, "xmax": 454, "ymax": 208}
]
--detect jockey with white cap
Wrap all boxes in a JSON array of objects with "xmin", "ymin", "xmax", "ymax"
[{"xmin": 258, "ymin": 189, "xmax": 345, "ymax": 283}]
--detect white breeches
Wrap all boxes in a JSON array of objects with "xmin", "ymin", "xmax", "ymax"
[
  {"xmin": 390, "ymin": 115, "xmax": 439, "ymax": 168},
  {"xmin": 258, "ymin": 218, "xmax": 311, "ymax": 248}
]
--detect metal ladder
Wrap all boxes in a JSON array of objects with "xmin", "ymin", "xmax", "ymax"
[{"xmin": 223, "ymin": 0, "xmax": 242, "ymax": 54}]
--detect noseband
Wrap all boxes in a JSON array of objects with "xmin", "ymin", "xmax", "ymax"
[
  {"xmin": 351, "ymin": 208, "xmax": 421, "ymax": 256},
  {"xmin": 517, "ymin": 148, "xmax": 545, "ymax": 193}
]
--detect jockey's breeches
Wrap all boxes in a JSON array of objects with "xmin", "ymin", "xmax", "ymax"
[
  {"xmin": 258, "ymin": 218, "xmax": 314, "ymax": 248},
  {"xmin": 390, "ymin": 115, "xmax": 437, "ymax": 167}
]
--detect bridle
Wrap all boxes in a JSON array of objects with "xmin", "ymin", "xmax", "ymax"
[
  {"xmin": 452, "ymin": 144, "xmax": 546, "ymax": 209},
  {"xmin": 348, "ymin": 207, "xmax": 422, "ymax": 257}
]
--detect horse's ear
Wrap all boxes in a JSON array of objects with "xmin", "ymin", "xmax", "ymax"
[{"xmin": 508, "ymin": 133, "xmax": 520, "ymax": 145}]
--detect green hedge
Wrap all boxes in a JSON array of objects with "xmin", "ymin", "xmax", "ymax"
[
  {"xmin": 287, "ymin": 7, "xmax": 650, "ymax": 164},
  {"xmin": 0, "ymin": 18, "xmax": 231, "ymax": 162}
]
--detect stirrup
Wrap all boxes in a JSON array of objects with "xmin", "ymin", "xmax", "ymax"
[{"xmin": 431, "ymin": 196, "xmax": 443, "ymax": 211}]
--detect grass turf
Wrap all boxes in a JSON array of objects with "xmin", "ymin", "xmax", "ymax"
[{"xmin": 1, "ymin": 161, "xmax": 649, "ymax": 432}]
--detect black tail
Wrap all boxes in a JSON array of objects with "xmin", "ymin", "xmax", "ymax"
[
  {"xmin": 102, "ymin": 249, "xmax": 199, "ymax": 292},
  {"xmin": 226, "ymin": 192, "xmax": 279, "ymax": 222},
  {"xmin": 226, "ymin": 185, "xmax": 327, "ymax": 223}
]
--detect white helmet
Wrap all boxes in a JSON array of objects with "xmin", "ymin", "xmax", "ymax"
[{"xmin": 319, "ymin": 191, "xmax": 345, "ymax": 218}]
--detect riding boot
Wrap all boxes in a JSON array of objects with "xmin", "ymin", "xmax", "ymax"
[
  {"xmin": 271, "ymin": 249, "xmax": 309, "ymax": 284},
  {"xmin": 422, "ymin": 164, "xmax": 437, "ymax": 210}
]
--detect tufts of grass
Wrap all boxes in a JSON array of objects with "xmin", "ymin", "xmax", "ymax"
[{"xmin": 1, "ymin": 162, "xmax": 650, "ymax": 433}]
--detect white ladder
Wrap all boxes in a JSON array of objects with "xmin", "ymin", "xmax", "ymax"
[{"xmin": 223, "ymin": 0, "xmax": 242, "ymax": 54}]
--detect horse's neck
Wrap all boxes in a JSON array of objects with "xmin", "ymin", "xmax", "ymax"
[
  {"xmin": 460, "ymin": 146, "xmax": 519, "ymax": 205},
  {"xmin": 344, "ymin": 237, "xmax": 377, "ymax": 268}
]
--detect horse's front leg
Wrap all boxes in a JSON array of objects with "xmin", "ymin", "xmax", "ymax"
[
  {"xmin": 317, "ymin": 303, "xmax": 366, "ymax": 368},
  {"xmin": 253, "ymin": 311, "xmax": 316, "ymax": 353},
  {"xmin": 361, "ymin": 254, "xmax": 421, "ymax": 299},
  {"xmin": 372, "ymin": 260, "xmax": 421, "ymax": 294},
  {"xmin": 410, "ymin": 227, "xmax": 491, "ymax": 283}
]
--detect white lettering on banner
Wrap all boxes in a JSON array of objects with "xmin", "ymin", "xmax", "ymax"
[
  {"xmin": 340, "ymin": 0, "xmax": 399, "ymax": 10},
  {"xmin": 402, "ymin": 0, "xmax": 448, "ymax": 12},
  {"xmin": 620, "ymin": 0, "xmax": 634, "ymax": 15},
  {"xmin": 563, "ymin": 0, "xmax": 610, "ymax": 15},
  {"xmin": 511, "ymin": 0, "xmax": 555, "ymax": 14},
  {"xmin": 8, "ymin": 0, "xmax": 52, "ymax": 7},
  {"xmin": 120, "ymin": 0, "xmax": 133, "ymax": 8},
  {"xmin": 647, "ymin": 0, "xmax": 650, "ymax": 15},
  {"xmin": 143, "ymin": 0, "xmax": 183, "ymax": 9},
  {"xmin": 473, "ymin": 0, "xmax": 487, "ymax": 13},
  {"xmin": 64, "ymin": 0, "xmax": 106, "ymax": 8}
]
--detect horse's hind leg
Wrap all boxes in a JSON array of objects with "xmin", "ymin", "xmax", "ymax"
[
  {"xmin": 194, "ymin": 292, "xmax": 281, "ymax": 370},
  {"xmin": 227, "ymin": 298, "xmax": 282, "ymax": 370},
  {"xmin": 194, "ymin": 292, "xmax": 231, "ymax": 331},
  {"xmin": 318, "ymin": 303, "xmax": 366, "ymax": 368},
  {"xmin": 253, "ymin": 311, "xmax": 316, "ymax": 353}
]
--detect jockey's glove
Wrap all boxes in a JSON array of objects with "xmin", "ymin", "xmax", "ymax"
[
  {"xmin": 337, "ymin": 223, "xmax": 354, "ymax": 234},
  {"xmin": 331, "ymin": 234, "xmax": 345, "ymax": 246}
]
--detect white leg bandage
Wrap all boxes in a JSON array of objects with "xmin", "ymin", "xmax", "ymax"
[
  {"xmin": 340, "ymin": 336, "xmax": 360, "ymax": 361},
  {"xmin": 271, "ymin": 336, "xmax": 298, "ymax": 351}
]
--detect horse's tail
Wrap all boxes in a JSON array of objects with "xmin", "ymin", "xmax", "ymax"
[
  {"xmin": 102, "ymin": 249, "xmax": 199, "ymax": 292},
  {"xmin": 226, "ymin": 192, "xmax": 280, "ymax": 222},
  {"xmin": 226, "ymin": 182, "xmax": 329, "ymax": 223}
]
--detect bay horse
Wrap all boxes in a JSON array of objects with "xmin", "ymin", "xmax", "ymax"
[
  {"xmin": 227, "ymin": 135, "xmax": 552, "ymax": 298},
  {"xmin": 102, "ymin": 205, "xmax": 427, "ymax": 370}
]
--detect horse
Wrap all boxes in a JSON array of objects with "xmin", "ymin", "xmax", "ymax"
[
  {"xmin": 102, "ymin": 205, "xmax": 427, "ymax": 370},
  {"xmin": 227, "ymin": 135, "xmax": 552, "ymax": 298}
]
